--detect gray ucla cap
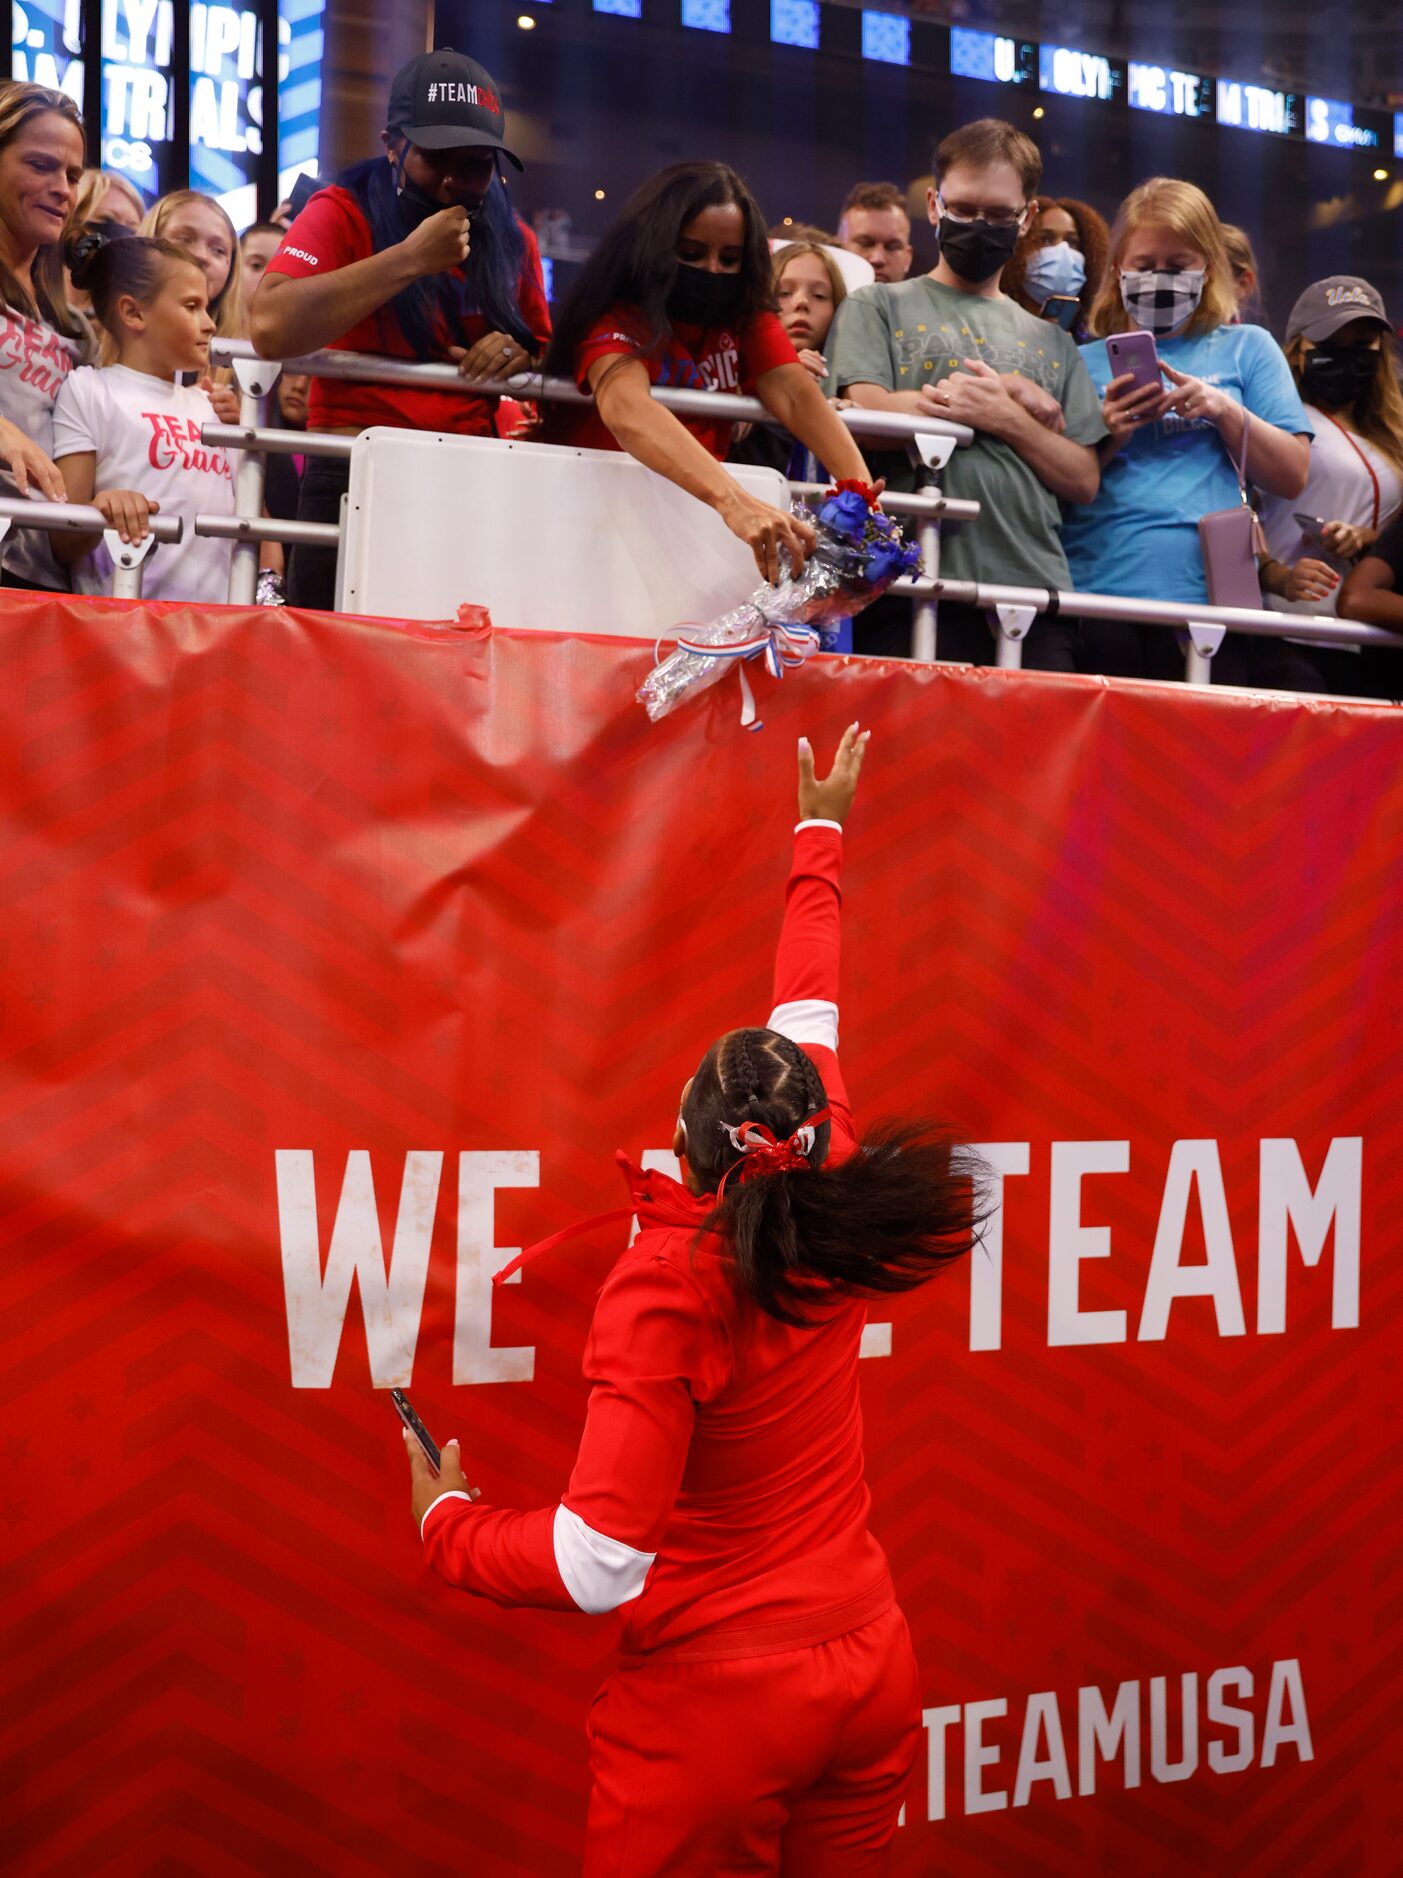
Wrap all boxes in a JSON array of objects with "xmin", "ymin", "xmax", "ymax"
[{"xmin": 1285, "ymin": 276, "xmax": 1389, "ymax": 345}]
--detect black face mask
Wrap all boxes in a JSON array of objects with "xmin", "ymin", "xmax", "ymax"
[
  {"xmin": 1300, "ymin": 342, "xmax": 1380, "ymax": 410},
  {"xmin": 394, "ymin": 152, "xmax": 490, "ymax": 230},
  {"xmin": 666, "ymin": 263, "xmax": 745, "ymax": 328},
  {"xmin": 937, "ymin": 216, "xmax": 1020, "ymax": 285}
]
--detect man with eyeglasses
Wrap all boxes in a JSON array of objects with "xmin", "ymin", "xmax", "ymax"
[
  {"xmin": 829, "ymin": 118, "xmax": 1107, "ymax": 667},
  {"xmin": 836, "ymin": 182, "xmax": 914, "ymax": 284}
]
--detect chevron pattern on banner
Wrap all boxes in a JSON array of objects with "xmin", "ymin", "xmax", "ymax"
[{"xmin": 0, "ymin": 593, "xmax": 1399, "ymax": 1875}]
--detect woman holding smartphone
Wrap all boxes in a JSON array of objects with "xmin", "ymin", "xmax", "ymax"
[
  {"xmin": 1060, "ymin": 177, "xmax": 1311, "ymax": 681},
  {"xmin": 1254, "ymin": 276, "xmax": 1403, "ymax": 692},
  {"xmin": 403, "ymin": 728, "xmax": 987, "ymax": 1877}
]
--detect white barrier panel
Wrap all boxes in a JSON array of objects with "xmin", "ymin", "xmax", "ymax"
[{"xmin": 338, "ymin": 430, "xmax": 789, "ymax": 635}]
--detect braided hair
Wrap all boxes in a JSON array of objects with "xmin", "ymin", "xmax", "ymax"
[{"xmin": 682, "ymin": 1028, "xmax": 989, "ymax": 1327}]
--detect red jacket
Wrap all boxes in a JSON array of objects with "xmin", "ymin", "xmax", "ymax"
[{"xmin": 421, "ymin": 820, "xmax": 893, "ymax": 1661}]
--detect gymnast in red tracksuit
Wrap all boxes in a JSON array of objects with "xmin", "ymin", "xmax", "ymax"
[{"xmin": 403, "ymin": 725, "xmax": 985, "ymax": 1875}]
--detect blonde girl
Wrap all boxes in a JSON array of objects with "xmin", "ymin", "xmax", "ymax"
[{"xmin": 138, "ymin": 188, "xmax": 243, "ymax": 420}]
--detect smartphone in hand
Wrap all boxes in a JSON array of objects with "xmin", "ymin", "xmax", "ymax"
[
  {"xmin": 1293, "ymin": 513, "xmax": 1350, "ymax": 572},
  {"xmin": 1106, "ymin": 331, "xmax": 1162, "ymax": 397},
  {"xmin": 391, "ymin": 1388, "xmax": 442, "ymax": 1474},
  {"xmin": 1041, "ymin": 294, "xmax": 1081, "ymax": 332}
]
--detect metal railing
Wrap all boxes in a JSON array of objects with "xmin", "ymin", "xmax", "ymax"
[
  {"xmin": 933, "ymin": 577, "xmax": 1403, "ymax": 682},
  {"xmin": 207, "ymin": 339, "xmax": 978, "ymax": 449},
  {"xmin": 0, "ymin": 498, "xmax": 184, "ymax": 598},
  {"xmin": 196, "ymin": 343, "xmax": 976, "ymax": 652},
  {"xmin": 6, "ymin": 338, "xmax": 1399, "ymax": 695}
]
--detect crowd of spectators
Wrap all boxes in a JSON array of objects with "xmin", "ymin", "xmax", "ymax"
[{"xmin": 2, "ymin": 60, "xmax": 1402, "ymax": 699}]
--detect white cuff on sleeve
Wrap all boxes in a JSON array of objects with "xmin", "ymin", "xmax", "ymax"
[
  {"xmin": 420, "ymin": 1489, "xmax": 475, "ymax": 1541},
  {"xmin": 553, "ymin": 1505, "xmax": 656, "ymax": 1614},
  {"xmin": 795, "ymin": 819, "xmax": 843, "ymax": 833},
  {"xmin": 767, "ymin": 998, "xmax": 839, "ymax": 1051}
]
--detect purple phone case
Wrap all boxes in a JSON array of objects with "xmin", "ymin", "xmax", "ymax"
[
  {"xmin": 1198, "ymin": 508, "xmax": 1263, "ymax": 610},
  {"xmin": 1106, "ymin": 332, "xmax": 1161, "ymax": 395}
]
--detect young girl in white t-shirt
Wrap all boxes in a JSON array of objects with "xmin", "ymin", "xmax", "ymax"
[{"xmin": 51, "ymin": 233, "xmax": 236, "ymax": 603}]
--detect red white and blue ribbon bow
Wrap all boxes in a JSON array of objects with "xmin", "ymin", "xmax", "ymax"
[{"xmin": 668, "ymin": 618, "xmax": 823, "ymax": 731}]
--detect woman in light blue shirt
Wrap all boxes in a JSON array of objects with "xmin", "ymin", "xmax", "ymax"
[{"xmin": 1060, "ymin": 177, "xmax": 1311, "ymax": 682}]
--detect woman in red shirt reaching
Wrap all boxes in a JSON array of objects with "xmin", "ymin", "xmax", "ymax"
[
  {"xmin": 404, "ymin": 726, "xmax": 988, "ymax": 1876},
  {"xmin": 543, "ymin": 163, "xmax": 879, "ymax": 585}
]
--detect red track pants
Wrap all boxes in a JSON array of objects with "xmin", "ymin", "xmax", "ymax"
[{"xmin": 582, "ymin": 1603, "xmax": 921, "ymax": 1876}]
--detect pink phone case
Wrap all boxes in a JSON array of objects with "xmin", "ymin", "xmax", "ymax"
[{"xmin": 1105, "ymin": 332, "xmax": 1161, "ymax": 396}]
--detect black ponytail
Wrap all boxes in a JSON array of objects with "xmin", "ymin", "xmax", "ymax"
[{"xmin": 684, "ymin": 1028, "xmax": 992, "ymax": 1327}]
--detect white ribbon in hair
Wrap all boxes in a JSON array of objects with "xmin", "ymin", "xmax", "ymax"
[{"xmin": 719, "ymin": 1120, "xmax": 819, "ymax": 1156}]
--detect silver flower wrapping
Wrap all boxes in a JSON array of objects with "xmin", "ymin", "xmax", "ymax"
[{"xmin": 637, "ymin": 552, "xmax": 849, "ymax": 723}]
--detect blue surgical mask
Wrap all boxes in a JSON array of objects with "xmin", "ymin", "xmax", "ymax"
[{"xmin": 1025, "ymin": 241, "xmax": 1086, "ymax": 307}]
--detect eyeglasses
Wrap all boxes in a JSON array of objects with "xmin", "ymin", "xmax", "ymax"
[{"xmin": 938, "ymin": 197, "xmax": 1028, "ymax": 230}]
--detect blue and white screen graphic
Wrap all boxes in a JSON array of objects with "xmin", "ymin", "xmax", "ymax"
[
  {"xmin": 1039, "ymin": 45, "xmax": 1121, "ymax": 102},
  {"xmin": 1305, "ymin": 98, "xmax": 1379, "ymax": 149},
  {"xmin": 1216, "ymin": 81, "xmax": 1296, "ymax": 136},
  {"xmin": 278, "ymin": 0, "xmax": 326, "ymax": 205},
  {"xmin": 1127, "ymin": 63, "xmax": 1213, "ymax": 118},
  {"xmin": 949, "ymin": 28, "xmax": 1032, "ymax": 86},
  {"xmin": 100, "ymin": 0, "xmax": 177, "ymax": 205},
  {"xmin": 681, "ymin": 0, "xmax": 730, "ymax": 32},
  {"xmin": 860, "ymin": 10, "xmax": 909, "ymax": 66},
  {"xmin": 11, "ymin": 0, "xmax": 85, "ymax": 101},
  {"xmin": 188, "ymin": 3, "xmax": 267, "ymax": 227},
  {"xmin": 770, "ymin": 0, "xmax": 819, "ymax": 51}
]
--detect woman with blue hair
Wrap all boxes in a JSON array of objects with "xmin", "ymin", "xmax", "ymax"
[{"xmin": 250, "ymin": 47, "xmax": 550, "ymax": 608}]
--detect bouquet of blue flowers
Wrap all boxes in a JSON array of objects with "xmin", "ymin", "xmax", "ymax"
[{"xmin": 638, "ymin": 481, "xmax": 922, "ymax": 726}]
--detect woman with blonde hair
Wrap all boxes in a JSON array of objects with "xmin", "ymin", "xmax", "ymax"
[
  {"xmin": 1061, "ymin": 176, "xmax": 1311, "ymax": 681},
  {"xmin": 1220, "ymin": 223, "xmax": 1261, "ymax": 324},
  {"xmin": 138, "ymin": 189, "xmax": 244, "ymax": 419},
  {"xmin": 0, "ymin": 80, "xmax": 94, "ymax": 588},
  {"xmin": 139, "ymin": 188, "xmax": 244, "ymax": 338},
  {"xmin": 64, "ymin": 168, "xmax": 145, "ymax": 314},
  {"xmin": 70, "ymin": 167, "xmax": 144, "ymax": 234}
]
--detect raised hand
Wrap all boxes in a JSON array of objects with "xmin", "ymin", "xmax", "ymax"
[
  {"xmin": 402, "ymin": 204, "xmax": 473, "ymax": 278},
  {"xmin": 798, "ymin": 721, "xmax": 870, "ymax": 826}
]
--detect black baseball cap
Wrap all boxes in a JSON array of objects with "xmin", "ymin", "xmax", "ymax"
[{"xmin": 386, "ymin": 48, "xmax": 523, "ymax": 170}]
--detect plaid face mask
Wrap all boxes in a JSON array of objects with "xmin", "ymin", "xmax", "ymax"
[{"xmin": 1118, "ymin": 268, "xmax": 1206, "ymax": 338}]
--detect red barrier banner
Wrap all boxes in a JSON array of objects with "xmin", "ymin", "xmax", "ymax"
[{"xmin": 1, "ymin": 593, "xmax": 1400, "ymax": 1876}]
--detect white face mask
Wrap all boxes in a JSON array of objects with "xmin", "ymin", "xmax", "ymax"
[{"xmin": 1119, "ymin": 267, "xmax": 1206, "ymax": 338}]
